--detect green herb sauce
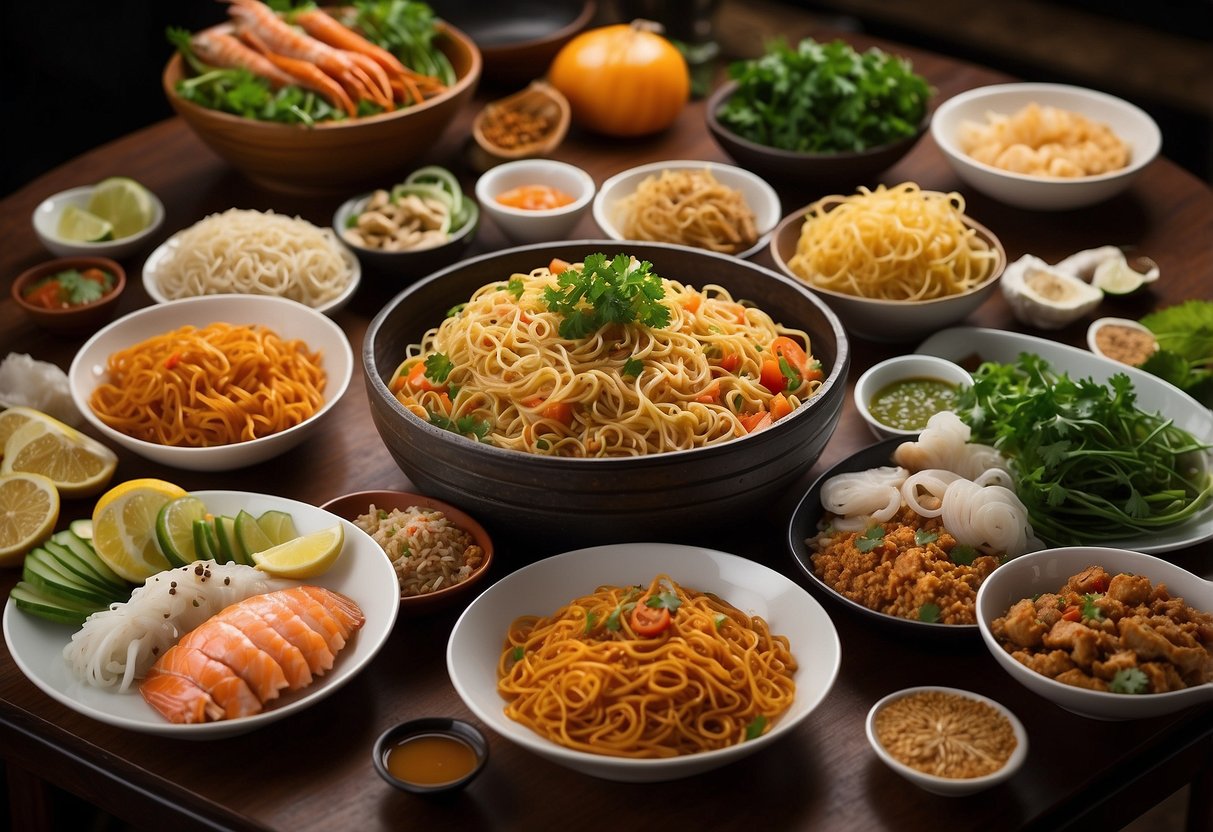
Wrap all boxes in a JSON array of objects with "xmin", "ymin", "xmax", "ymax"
[{"xmin": 868, "ymin": 377, "xmax": 958, "ymax": 431}]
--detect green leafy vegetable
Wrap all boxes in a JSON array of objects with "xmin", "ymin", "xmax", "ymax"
[
  {"xmin": 855, "ymin": 525, "xmax": 885, "ymax": 553},
  {"xmin": 506, "ymin": 277, "xmax": 525, "ymax": 299},
  {"xmin": 622, "ymin": 357, "xmax": 644, "ymax": 378},
  {"xmin": 1109, "ymin": 667, "xmax": 1149, "ymax": 694},
  {"xmin": 1081, "ymin": 594, "xmax": 1105, "ymax": 622},
  {"xmin": 778, "ymin": 355, "xmax": 802, "ymax": 389},
  {"xmin": 605, "ymin": 587, "xmax": 642, "ymax": 632},
  {"xmin": 1139, "ymin": 301, "xmax": 1213, "ymax": 407},
  {"xmin": 446, "ymin": 303, "xmax": 466, "ymax": 318},
  {"xmin": 949, "ymin": 544, "xmax": 978, "ymax": 566},
  {"xmin": 426, "ymin": 410, "xmax": 491, "ymax": 441},
  {"xmin": 645, "ymin": 590, "xmax": 682, "ymax": 614},
  {"xmin": 714, "ymin": 613, "xmax": 728, "ymax": 630},
  {"xmin": 584, "ymin": 611, "xmax": 599, "ymax": 634},
  {"xmin": 744, "ymin": 715, "xmax": 768, "ymax": 741},
  {"xmin": 542, "ymin": 254, "xmax": 671, "ymax": 340},
  {"xmin": 918, "ymin": 603, "xmax": 940, "ymax": 623},
  {"xmin": 511, "ymin": 645, "xmax": 524, "ymax": 662},
  {"xmin": 346, "ymin": 0, "xmax": 455, "ymax": 87},
  {"xmin": 717, "ymin": 38, "xmax": 931, "ymax": 153},
  {"xmin": 914, "ymin": 528, "xmax": 939, "ymax": 547},
  {"xmin": 424, "ymin": 352, "xmax": 453, "ymax": 383}
]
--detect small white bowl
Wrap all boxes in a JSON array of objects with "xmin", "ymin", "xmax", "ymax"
[
  {"xmin": 474, "ymin": 159, "xmax": 595, "ymax": 244},
  {"xmin": 1086, "ymin": 317, "xmax": 1158, "ymax": 366},
  {"xmin": 591, "ymin": 160, "xmax": 781, "ymax": 260},
  {"xmin": 33, "ymin": 185, "xmax": 165, "ymax": 260},
  {"xmin": 866, "ymin": 686, "xmax": 1028, "ymax": 796},
  {"xmin": 68, "ymin": 295, "xmax": 354, "ymax": 471},
  {"xmin": 854, "ymin": 355, "xmax": 972, "ymax": 439},
  {"xmin": 931, "ymin": 83, "xmax": 1161, "ymax": 211},
  {"xmin": 976, "ymin": 546, "xmax": 1213, "ymax": 720}
]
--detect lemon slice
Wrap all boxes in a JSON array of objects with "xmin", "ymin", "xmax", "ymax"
[
  {"xmin": 0, "ymin": 472, "xmax": 60, "ymax": 566},
  {"xmin": 57, "ymin": 205, "xmax": 114, "ymax": 242},
  {"xmin": 155, "ymin": 495, "xmax": 208, "ymax": 568},
  {"xmin": 0, "ymin": 407, "xmax": 64, "ymax": 459},
  {"xmin": 252, "ymin": 523, "xmax": 344, "ymax": 579},
  {"xmin": 2, "ymin": 419, "xmax": 118, "ymax": 498},
  {"xmin": 92, "ymin": 479, "xmax": 187, "ymax": 582},
  {"xmin": 87, "ymin": 177, "xmax": 154, "ymax": 239}
]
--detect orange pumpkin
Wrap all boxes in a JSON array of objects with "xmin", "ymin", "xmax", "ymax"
[{"xmin": 548, "ymin": 21, "xmax": 690, "ymax": 137}]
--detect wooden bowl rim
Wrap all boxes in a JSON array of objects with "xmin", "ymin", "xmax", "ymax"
[{"xmin": 12, "ymin": 256, "xmax": 127, "ymax": 317}]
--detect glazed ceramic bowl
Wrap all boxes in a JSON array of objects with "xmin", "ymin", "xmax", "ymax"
[
  {"xmin": 68, "ymin": 295, "xmax": 353, "ymax": 472},
  {"xmin": 372, "ymin": 717, "xmax": 489, "ymax": 794},
  {"xmin": 706, "ymin": 80, "xmax": 929, "ymax": 190},
  {"xmin": 853, "ymin": 354, "xmax": 972, "ymax": 439},
  {"xmin": 32, "ymin": 185, "xmax": 165, "ymax": 260},
  {"xmin": 976, "ymin": 546, "xmax": 1213, "ymax": 720},
  {"xmin": 331, "ymin": 191, "xmax": 479, "ymax": 282},
  {"xmin": 931, "ymin": 83, "xmax": 1161, "ymax": 210},
  {"xmin": 162, "ymin": 21, "xmax": 481, "ymax": 195},
  {"xmin": 363, "ymin": 241, "xmax": 849, "ymax": 548},
  {"xmin": 592, "ymin": 159, "xmax": 781, "ymax": 260},
  {"xmin": 474, "ymin": 159, "xmax": 596, "ymax": 244},
  {"xmin": 769, "ymin": 205, "xmax": 1005, "ymax": 343},
  {"xmin": 11, "ymin": 257, "xmax": 127, "ymax": 335},
  {"xmin": 320, "ymin": 490, "xmax": 494, "ymax": 615},
  {"xmin": 1086, "ymin": 317, "xmax": 1158, "ymax": 367}
]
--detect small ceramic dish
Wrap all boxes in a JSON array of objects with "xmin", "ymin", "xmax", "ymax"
[
  {"xmin": 373, "ymin": 717, "xmax": 489, "ymax": 794},
  {"xmin": 472, "ymin": 81, "xmax": 571, "ymax": 166},
  {"xmin": 591, "ymin": 159, "xmax": 781, "ymax": 260},
  {"xmin": 319, "ymin": 490, "xmax": 493, "ymax": 614},
  {"xmin": 11, "ymin": 256, "xmax": 127, "ymax": 335},
  {"xmin": 32, "ymin": 185, "xmax": 165, "ymax": 260},
  {"xmin": 1086, "ymin": 317, "xmax": 1158, "ymax": 367},
  {"xmin": 866, "ymin": 686, "xmax": 1028, "ymax": 796},
  {"xmin": 474, "ymin": 159, "xmax": 595, "ymax": 244},
  {"xmin": 331, "ymin": 192, "xmax": 479, "ymax": 279},
  {"xmin": 853, "ymin": 355, "xmax": 972, "ymax": 440}
]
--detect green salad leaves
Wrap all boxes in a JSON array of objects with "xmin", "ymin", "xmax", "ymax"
[
  {"xmin": 716, "ymin": 38, "xmax": 931, "ymax": 153},
  {"xmin": 1139, "ymin": 300, "xmax": 1213, "ymax": 407}
]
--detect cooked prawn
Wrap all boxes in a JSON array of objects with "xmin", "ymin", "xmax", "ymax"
[
  {"xmin": 191, "ymin": 29, "xmax": 296, "ymax": 88},
  {"xmin": 241, "ymin": 29, "xmax": 358, "ymax": 117}
]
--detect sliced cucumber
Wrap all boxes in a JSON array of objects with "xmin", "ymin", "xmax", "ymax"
[
  {"xmin": 69, "ymin": 518, "xmax": 94, "ymax": 540},
  {"xmin": 53, "ymin": 529, "xmax": 127, "ymax": 590},
  {"xmin": 22, "ymin": 549, "xmax": 115, "ymax": 607},
  {"xmin": 213, "ymin": 515, "xmax": 244, "ymax": 565},
  {"xmin": 11, "ymin": 582, "xmax": 95, "ymax": 626},
  {"xmin": 42, "ymin": 539, "xmax": 120, "ymax": 596}
]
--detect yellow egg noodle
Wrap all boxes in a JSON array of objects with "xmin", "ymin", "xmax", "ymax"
[{"xmin": 619, "ymin": 168, "xmax": 759, "ymax": 254}]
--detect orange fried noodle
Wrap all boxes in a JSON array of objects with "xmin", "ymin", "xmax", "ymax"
[
  {"xmin": 88, "ymin": 322, "xmax": 326, "ymax": 447},
  {"xmin": 497, "ymin": 575, "xmax": 797, "ymax": 758}
]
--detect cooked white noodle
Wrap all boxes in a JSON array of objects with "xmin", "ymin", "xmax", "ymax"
[{"xmin": 893, "ymin": 411, "xmax": 1008, "ymax": 480}]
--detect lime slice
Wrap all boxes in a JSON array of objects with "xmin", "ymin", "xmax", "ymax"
[
  {"xmin": 87, "ymin": 177, "xmax": 154, "ymax": 239},
  {"xmin": 155, "ymin": 495, "xmax": 207, "ymax": 567},
  {"xmin": 236, "ymin": 509, "xmax": 275, "ymax": 557},
  {"xmin": 256, "ymin": 510, "xmax": 297, "ymax": 546},
  {"xmin": 57, "ymin": 205, "xmax": 114, "ymax": 242},
  {"xmin": 252, "ymin": 524, "xmax": 344, "ymax": 579}
]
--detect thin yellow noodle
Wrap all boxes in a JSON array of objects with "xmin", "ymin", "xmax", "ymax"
[{"xmin": 618, "ymin": 169, "xmax": 759, "ymax": 254}]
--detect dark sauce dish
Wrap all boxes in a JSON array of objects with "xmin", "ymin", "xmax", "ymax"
[{"xmin": 373, "ymin": 718, "xmax": 489, "ymax": 794}]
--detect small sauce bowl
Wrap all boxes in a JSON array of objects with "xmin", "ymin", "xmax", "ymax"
[
  {"xmin": 12, "ymin": 256, "xmax": 127, "ymax": 335},
  {"xmin": 1086, "ymin": 317, "xmax": 1158, "ymax": 367},
  {"xmin": 854, "ymin": 355, "xmax": 972, "ymax": 440},
  {"xmin": 373, "ymin": 718, "xmax": 488, "ymax": 795},
  {"xmin": 474, "ymin": 159, "xmax": 595, "ymax": 244}
]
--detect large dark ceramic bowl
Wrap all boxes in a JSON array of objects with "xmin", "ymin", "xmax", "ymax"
[{"xmin": 364, "ymin": 241, "xmax": 850, "ymax": 549}]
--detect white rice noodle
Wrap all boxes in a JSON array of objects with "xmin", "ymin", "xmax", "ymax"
[
  {"xmin": 900, "ymin": 469, "xmax": 962, "ymax": 518},
  {"xmin": 940, "ymin": 478, "xmax": 1041, "ymax": 558},
  {"xmin": 820, "ymin": 466, "xmax": 908, "ymax": 532},
  {"xmin": 893, "ymin": 411, "xmax": 1009, "ymax": 481},
  {"xmin": 63, "ymin": 562, "xmax": 283, "ymax": 692}
]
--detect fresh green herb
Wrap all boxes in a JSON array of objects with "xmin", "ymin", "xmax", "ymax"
[
  {"xmin": 446, "ymin": 303, "xmax": 466, "ymax": 318},
  {"xmin": 511, "ymin": 645, "xmax": 524, "ymax": 662},
  {"xmin": 714, "ymin": 613, "xmax": 728, "ymax": 630},
  {"xmin": 918, "ymin": 603, "xmax": 940, "ymax": 623},
  {"xmin": 717, "ymin": 38, "xmax": 931, "ymax": 153},
  {"xmin": 914, "ymin": 528, "xmax": 939, "ymax": 547},
  {"xmin": 855, "ymin": 525, "xmax": 885, "ymax": 553},
  {"xmin": 536, "ymin": 438, "xmax": 550, "ymax": 451},
  {"xmin": 778, "ymin": 355, "xmax": 802, "ymax": 389},
  {"xmin": 744, "ymin": 715, "xmax": 768, "ymax": 740},
  {"xmin": 1139, "ymin": 301, "xmax": 1213, "ymax": 407},
  {"xmin": 584, "ymin": 611, "xmax": 599, "ymax": 634},
  {"xmin": 957, "ymin": 353, "xmax": 1213, "ymax": 546},
  {"xmin": 645, "ymin": 590, "xmax": 682, "ymax": 614},
  {"xmin": 345, "ymin": 0, "xmax": 455, "ymax": 86},
  {"xmin": 32, "ymin": 269, "xmax": 114, "ymax": 306},
  {"xmin": 426, "ymin": 410, "xmax": 491, "ymax": 441},
  {"xmin": 506, "ymin": 277, "xmax": 525, "ymax": 299},
  {"xmin": 622, "ymin": 357, "xmax": 644, "ymax": 378},
  {"xmin": 605, "ymin": 587, "xmax": 642, "ymax": 631},
  {"xmin": 949, "ymin": 544, "xmax": 978, "ymax": 566},
  {"xmin": 424, "ymin": 352, "xmax": 453, "ymax": 383},
  {"xmin": 542, "ymin": 254, "xmax": 671, "ymax": 340},
  {"xmin": 1081, "ymin": 593, "xmax": 1105, "ymax": 621},
  {"xmin": 1109, "ymin": 667, "xmax": 1149, "ymax": 694}
]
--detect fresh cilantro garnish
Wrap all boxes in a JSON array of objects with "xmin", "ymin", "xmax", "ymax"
[
  {"xmin": 855, "ymin": 525, "xmax": 885, "ymax": 553},
  {"xmin": 1109, "ymin": 667, "xmax": 1149, "ymax": 694},
  {"xmin": 506, "ymin": 277, "xmax": 525, "ymax": 299},
  {"xmin": 949, "ymin": 544, "xmax": 978, "ymax": 566},
  {"xmin": 424, "ymin": 352, "xmax": 453, "ymax": 383},
  {"xmin": 918, "ymin": 603, "xmax": 940, "ymax": 623},
  {"xmin": 446, "ymin": 303, "xmax": 466, "ymax": 318},
  {"xmin": 584, "ymin": 611, "xmax": 599, "ymax": 634},
  {"xmin": 55, "ymin": 269, "xmax": 113, "ymax": 305},
  {"xmin": 511, "ymin": 646, "xmax": 524, "ymax": 662},
  {"xmin": 542, "ymin": 254, "xmax": 671, "ymax": 340},
  {"xmin": 605, "ymin": 587, "xmax": 642, "ymax": 631},
  {"xmin": 622, "ymin": 357, "xmax": 644, "ymax": 378},
  {"xmin": 1081, "ymin": 593, "xmax": 1105, "ymax": 621},
  {"xmin": 426, "ymin": 410, "xmax": 491, "ymax": 441},
  {"xmin": 645, "ymin": 591, "xmax": 682, "ymax": 614},
  {"xmin": 714, "ymin": 613, "xmax": 728, "ymax": 630},
  {"xmin": 914, "ymin": 528, "xmax": 939, "ymax": 547},
  {"xmin": 744, "ymin": 715, "xmax": 768, "ymax": 740}
]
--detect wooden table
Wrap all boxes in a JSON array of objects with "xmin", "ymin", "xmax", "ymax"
[{"xmin": 3, "ymin": 8, "xmax": 1212, "ymax": 832}]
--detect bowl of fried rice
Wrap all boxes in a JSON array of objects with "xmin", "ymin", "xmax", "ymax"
[{"xmin": 321, "ymin": 490, "xmax": 493, "ymax": 614}]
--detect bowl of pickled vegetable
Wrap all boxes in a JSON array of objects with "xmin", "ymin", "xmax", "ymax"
[{"xmin": 12, "ymin": 257, "xmax": 126, "ymax": 335}]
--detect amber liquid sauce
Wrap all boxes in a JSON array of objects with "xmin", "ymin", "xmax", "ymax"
[{"xmin": 385, "ymin": 733, "xmax": 478, "ymax": 786}]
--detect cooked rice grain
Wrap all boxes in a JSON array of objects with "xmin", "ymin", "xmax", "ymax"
[{"xmin": 353, "ymin": 504, "xmax": 484, "ymax": 596}]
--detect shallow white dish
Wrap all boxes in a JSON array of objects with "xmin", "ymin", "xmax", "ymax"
[
  {"xmin": 866, "ymin": 685, "xmax": 1028, "ymax": 795},
  {"xmin": 917, "ymin": 326, "xmax": 1213, "ymax": 553},
  {"xmin": 68, "ymin": 295, "xmax": 354, "ymax": 472},
  {"xmin": 447, "ymin": 542, "xmax": 842, "ymax": 782},
  {"xmin": 976, "ymin": 546, "xmax": 1213, "ymax": 720},
  {"xmin": 474, "ymin": 158, "xmax": 596, "ymax": 245},
  {"xmin": 1086, "ymin": 316, "xmax": 1158, "ymax": 366},
  {"xmin": 853, "ymin": 354, "xmax": 972, "ymax": 439},
  {"xmin": 32, "ymin": 185, "xmax": 165, "ymax": 260},
  {"xmin": 142, "ymin": 228, "xmax": 360, "ymax": 317},
  {"xmin": 2, "ymin": 491, "xmax": 399, "ymax": 739},
  {"xmin": 592, "ymin": 160, "xmax": 781, "ymax": 260},
  {"xmin": 931, "ymin": 83, "xmax": 1161, "ymax": 211}
]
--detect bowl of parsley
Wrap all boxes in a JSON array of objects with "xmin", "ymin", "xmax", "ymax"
[{"xmin": 706, "ymin": 38, "xmax": 932, "ymax": 190}]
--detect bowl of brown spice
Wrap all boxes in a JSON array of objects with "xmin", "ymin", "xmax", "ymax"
[
  {"xmin": 472, "ymin": 81, "xmax": 571, "ymax": 169},
  {"xmin": 866, "ymin": 686, "xmax": 1027, "ymax": 796},
  {"xmin": 1087, "ymin": 317, "xmax": 1158, "ymax": 367}
]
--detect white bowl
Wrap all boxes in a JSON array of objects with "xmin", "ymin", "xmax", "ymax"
[
  {"xmin": 68, "ymin": 295, "xmax": 354, "ymax": 471},
  {"xmin": 931, "ymin": 83, "xmax": 1161, "ymax": 211},
  {"xmin": 866, "ymin": 686, "xmax": 1028, "ymax": 796},
  {"xmin": 591, "ymin": 160, "xmax": 781, "ymax": 260},
  {"xmin": 142, "ymin": 225, "xmax": 361, "ymax": 317},
  {"xmin": 32, "ymin": 185, "xmax": 165, "ymax": 260},
  {"xmin": 1086, "ymin": 316, "xmax": 1158, "ymax": 366},
  {"xmin": 976, "ymin": 546, "xmax": 1213, "ymax": 720},
  {"xmin": 474, "ymin": 159, "xmax": 595, "ymax": 244},
  {"xmin": 447, "ymin": 542, "xmax": 842, "ymax": 782},
  {"xmin": 854, "ymin": 354, "xmax": 973, "ymax": 439}
]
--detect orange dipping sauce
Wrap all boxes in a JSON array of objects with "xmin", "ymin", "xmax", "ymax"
[
  {"xmin": 384, "ymin": 732, "xmax": 479, "ymax": 786},
  {"xmin": 496, "ymin": 184, "xmax": 575, "ymax": 211}
]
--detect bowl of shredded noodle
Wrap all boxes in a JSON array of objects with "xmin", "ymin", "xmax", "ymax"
[
  {"xmin": 931, "ymin": 83, "xmax": 1161, "ymax": 210},
  {"xmin": 770, "ymin": 183, "xmax": 1006, "ymax": 343},
  {"xmin": 364, "ymin": 240, "xmax": 849, "ymax": 548},
  {"xmin": 69, "ymin": 294, "xmax": 354, "ymax": 471},
  {"xmin": 447, "ymin": 542, "xmax": 842, "ymax": 781}
]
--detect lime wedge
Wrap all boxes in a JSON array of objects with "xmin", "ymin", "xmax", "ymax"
[
  {"xmin": 57, "ymin": 205, "xmax": 114, "ymax": 242},
  {"xmin": 236, "ymin": 509, "xmax": 275, "ymax": 557},
  {"xmin": 87, "ymin": 177, "xmax": 154, "ymax": 239},
  {"xmin": 256, "ymin": 510, "xmax": 297, "ymax": 546},
  {"xmin": 155, "ymin": 495, "xmax": 207, "ymax": 568},
  {"xmin": 1092, "ymin": 256, "xmax": 1150, "ymax": 296}
]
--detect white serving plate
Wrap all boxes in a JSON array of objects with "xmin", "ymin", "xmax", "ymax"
[
  {"xmin": 3, "ymin": 491, "xmax": 399, "ymax": 739},
  {"xmin": 917, "ymin": 326, "xmax": 1213, "ymax": 552},
  {"xmin": 447, "ymin": 542, "xmax": 841, "ymax": 783}
]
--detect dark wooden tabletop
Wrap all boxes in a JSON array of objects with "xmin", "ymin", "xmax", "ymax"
[{"xmin": 2, "ymin": 6, "xmax": 1212, "ymax": 832}]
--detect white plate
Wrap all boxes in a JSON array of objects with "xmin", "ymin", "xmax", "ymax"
[
  {"xmin": 447, "ymin": 542, "xmax": 841, "ymax": 782},
  {"xmin": 917, "ymin": 327, "xmax": 1213, "ymax": 553},
  {"xmin": 142, "ymin": 226, "xmax": 360, "ymax": 317},
  {"xmin": 3, "ymin": 491, "xmax": 399, "ymax": 739},
  {"xmin": 592, "ymin": 160, "xmax": 781, "ymax": 260}
]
